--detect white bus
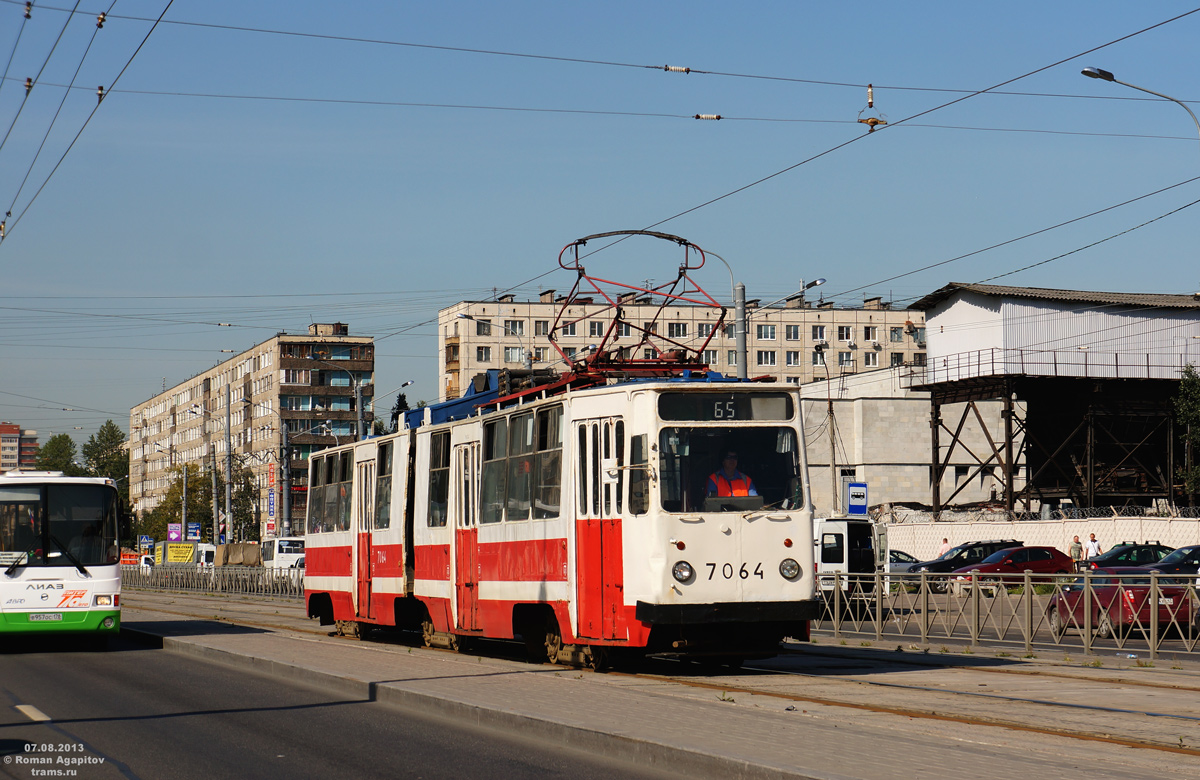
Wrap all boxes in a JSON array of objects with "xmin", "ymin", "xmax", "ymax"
[
  {"xmin": 0, "ymin": 472, "xmax": 121, "ymax": 644},
  {"xmin": 261, "ymin": 536, "xmax": 305, "ymax": 569}
]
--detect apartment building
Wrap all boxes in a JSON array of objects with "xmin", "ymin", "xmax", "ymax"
[
  {"xmin": 437, "ymin": 292, "xmax": 926, "ymax": 400},
  {"xmin": 128, "ymin": 323, "xmax": 374, "ymax": 538},
  {"xmin": 0, "ymin": 423, "xmax": 38, "ymax": 473}
]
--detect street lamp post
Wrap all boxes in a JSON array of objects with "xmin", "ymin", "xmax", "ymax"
[
  {"xmin": 457, "ymin": 312, "xmax": 532, "ymax": 370},
  {"xmin": 705, "ymin": 251, "xmax": 747, "ymax": 380},
  {"xmin": 1081, "ymin": 67, "xmax": 1200, "ymax": 150},
  {"xmin": 309, "ymin": 354, "xmax": 369, "ymax": 441}
]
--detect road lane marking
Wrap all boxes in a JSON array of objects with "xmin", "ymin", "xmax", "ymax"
[{"xmin": 15, "ymin": 705, "xmax": 50, "ymax": 722}]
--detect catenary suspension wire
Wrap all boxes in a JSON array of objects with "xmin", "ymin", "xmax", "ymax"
[
  {"xmin": 2, "ymin": 0, "xmax": 1197, "ymax": 108},
  {"xmin": 5, "ymin": 78, "xmax": 1197, "ymax": 145},
  {"xmin": 0, "ymin": 0, "xmax": 174, "ymax": 247},
  {"xmin": 0, "ymin": 0, "xmax": 82, "ymax": 158},
  {"xmin": 0, "ymin": 0, "xmax": 32, "ymax": 104},
  {"xmin": 4, "ymin": 1, "xmax": 116, "ymax": 218}
]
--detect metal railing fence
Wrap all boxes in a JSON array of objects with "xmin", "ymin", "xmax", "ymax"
[
  {"xmin": 816, "ymin": 571, "xmax": 1200, "ymax": 660},
  {"xmin": 121, "ymin": 565, "xmax": 304, "ymax": 599}
]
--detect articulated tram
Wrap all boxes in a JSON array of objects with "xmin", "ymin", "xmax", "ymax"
[
  {"xmin": 304, "ymin": 376, "xmax": 819, "ymax": 664},
  {"xmin": 304, "ymin": 231, "xmax": 821, "ymax": 665}
]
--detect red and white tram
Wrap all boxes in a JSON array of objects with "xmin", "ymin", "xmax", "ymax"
[{"xmin": 303, "ymin": 232, "xmax": 821, "ymax": 664}]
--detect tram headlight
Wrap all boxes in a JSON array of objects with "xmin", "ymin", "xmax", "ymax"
[
  {"xmin": 672, "ymin": 561, "xmax": 695, "ymax": 584},
  {"xmin": 93, "ymin": 595, "xmax": 113, "ymax": 606},
  {"xmin": 779, "ymin": 558, "xmax": 801, "ymax": 581}
]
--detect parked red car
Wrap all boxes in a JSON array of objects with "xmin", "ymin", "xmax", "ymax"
[
  {"xmin": 1046, "ymin": 568, "xmax": 1195, "ymax": 639},
  {"xmin": 951, "ymin": 545, "xmax": 1074, "ymax": 582}
]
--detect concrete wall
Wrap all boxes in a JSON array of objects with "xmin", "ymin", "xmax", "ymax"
[{"xmin": 886, "ymin": 517, "xmax": 1200, "ymax": 563}]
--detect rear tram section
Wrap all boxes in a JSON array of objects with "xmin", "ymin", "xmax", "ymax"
[{"xmin": 303, "ymin": 378, "xmax": 820, "ymax": 665}]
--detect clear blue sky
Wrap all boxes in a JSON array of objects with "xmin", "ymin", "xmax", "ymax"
[{"xmin": 2, "ymin": 1, "xmax": 1199, "ymax": 445}]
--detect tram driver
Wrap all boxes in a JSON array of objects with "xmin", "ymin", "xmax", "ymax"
[{"xmin": 707, "ymin": 451, "xmax": 758, "ymax": 498}]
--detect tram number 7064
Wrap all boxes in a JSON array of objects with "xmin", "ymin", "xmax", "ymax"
[{"xmin": 706, "ymin": 562, "xmax": 764, "ymax": 580}]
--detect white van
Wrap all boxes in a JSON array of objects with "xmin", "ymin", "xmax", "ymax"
[
  {"xmin": 261, "ymin": 537, "xmax": 305, "ymax": 569},
  {"xmin": 195, "ymin": 543, "xmax": 216, "ymax": 568}
]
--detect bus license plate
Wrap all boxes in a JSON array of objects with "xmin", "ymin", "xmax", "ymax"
[
  {"xmin": 1159, "ymin": 597, "xmax": 1174, "ymax": 605},
  {"xmin": 29, "ymin": 613, "xmax": 62, "ymax": 622}
]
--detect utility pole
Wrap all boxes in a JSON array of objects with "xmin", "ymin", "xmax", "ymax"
[
  {"xmin": 355, "ymin": 380, "xmax": 364, "ymax": 441},
  {"xmin": 280, "ymin": 423, "xmax": 291, "ymax": 535},
  {"xmin": 210, "ymin": 450, "xmax": 219, "ymax": 544},
  {"xmin": 224, "ymin": 383, "xmax": 233, "ymax": 541}
]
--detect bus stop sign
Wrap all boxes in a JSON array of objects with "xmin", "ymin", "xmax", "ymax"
[{"xmin": 846, "ymin": 482, "xmax": 868, "ymax": 516}]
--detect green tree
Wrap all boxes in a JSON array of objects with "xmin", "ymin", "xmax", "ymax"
[
  {"xmin": 1176, "ymin": 363, "xmax": 1200, "ymax": 505},
  {"xmin": 82, "ymin": 420, "xmax": 130, "ymax": 509},
  {"xmin": 387, "ymin": 391, "xmax": 411, "ymax": 433},
  {"xmin": 34, "ymin": 433, "xmax": 85, "ymax": 475},
  {"xmin": 139, "ymin": 464, "xmax": 216, "ymax": 543}
]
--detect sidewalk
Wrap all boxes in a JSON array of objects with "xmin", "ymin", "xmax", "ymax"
[{"xmin": 121, "ymin": 594, "xmax": 1200, "ymax": 780}]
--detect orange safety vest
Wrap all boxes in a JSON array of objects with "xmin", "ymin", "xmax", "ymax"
[{"xmin": 708, "ymin": 471, "xmax": 753, "ymax": 497}]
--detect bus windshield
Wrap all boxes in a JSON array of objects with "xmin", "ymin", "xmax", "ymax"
[
  {"xmin": 0, "ymin": 483, "xmax": 119, "ymax": 568},
  {"xmin": 657, "ymin": 426, "xmax": 802, "ymax": 513}
]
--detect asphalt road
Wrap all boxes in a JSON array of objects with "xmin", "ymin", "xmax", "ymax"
[{"xmin": 0, "ymin": 635, "xmax": 681, "ymax": 780}]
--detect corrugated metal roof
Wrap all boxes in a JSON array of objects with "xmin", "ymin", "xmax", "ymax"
[{"xmin": 910, "ymin": 282, "xmax": 1200, "ymax": 311}]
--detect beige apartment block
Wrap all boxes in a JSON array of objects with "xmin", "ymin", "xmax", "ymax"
[
  {"xmin": 128, "ymin": 323, "xmax": 374, "ymax": 539},
  {"xmin": 437, "ymin": 292, "xmax": 927, "ymax": 401}
]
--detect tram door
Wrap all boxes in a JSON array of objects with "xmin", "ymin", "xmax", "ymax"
[
  {"xmin": 453, "ymin": 442, "xmax": 481, "ymax": 631},
  {"xmin": 355, "ymin": 459, "xmax": 376, "ymax": 620},
  {"xmin": 575, "ymin": 418, "xmax": 625, "ymax": 641}
]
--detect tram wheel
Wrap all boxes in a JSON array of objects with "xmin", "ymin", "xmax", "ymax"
[
  {"xmin": 544, "ymin": 616, "xmax": 564, "ymax": 665},
  {"xmin": 585, "ymin": 645, "xmax": 610, "ymax": 672},
  {"xmin": 420, "ymin": 612, "xmax": 437, "ymax": 648}
]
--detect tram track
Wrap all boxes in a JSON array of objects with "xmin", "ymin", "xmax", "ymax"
[{"xmin": 123, "ymin": 590, "xmax": 1200, "ymax": 755}]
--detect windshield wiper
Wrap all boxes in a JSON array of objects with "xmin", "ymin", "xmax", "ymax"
[
  {"xmin": 4, "ymin": 542, "xmax": 39, "ymax": 576},
  {"xmin": 49, "ymin": 534, "xmax": 90, "ymax": 576}
]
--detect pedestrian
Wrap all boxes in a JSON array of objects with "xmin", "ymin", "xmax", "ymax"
[
  {"xmin": 938, "ymin": 538, "xmax": 953, "ymax": 556},
  {"xmin": 1068, "ymin": 535, "xmax": 1083, "ymax": 564},
  {"xmin": 1084, "ymin": 533, "xmax": 1102, "ymax": 558}
]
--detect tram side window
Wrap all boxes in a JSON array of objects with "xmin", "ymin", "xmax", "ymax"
[
  {"xmin": 629, "ymin": 434, "xmax": 649, "ymax": 516},
  {"xmin": 533, "ymin": 406, "xmax": 562, "ymax": 520},
  {"xmin": 822, "ymin": 533, "xmax": 845, "ymax": 564},
  {"xmin": 376, "ymin": 441, "xmax": 393, "ymax": 529},
  {"xmin": 428, "ymin": 432, "xmax": 450, "ymax": 527},
  {"xmin": 507, "ymin": 413, "xmax": 535, "ymax": 521},
  {"xmin": 480, "ymin": 419, "xmax": 507, "ymax": 524},
  {"xmin": 614, "ymin": 421, "xmax": 624, "ymax": 515},
  {"xmin": 306, "ymin": 456, "xmax": 324, "ymax": 533},
  {"xmin": 335, "ymin": 452, "xmax": 353, "ymax": 532},
  {"xmin": 323, "ymin": 455, "xmax": 339, "ymax": 532},
  {"xmin": 577, "ymin": 425, "xmax": 588, "ymax": 515}
]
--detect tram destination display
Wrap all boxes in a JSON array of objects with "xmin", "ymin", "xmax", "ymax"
[{"xmin": 658, "ymin": 392, "xmax": 793, "ymax": 421}]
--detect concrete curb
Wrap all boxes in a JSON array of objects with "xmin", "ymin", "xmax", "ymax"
[{"xmin": 123, "ymin": 626, "xmax": 839, "ymax": 780}]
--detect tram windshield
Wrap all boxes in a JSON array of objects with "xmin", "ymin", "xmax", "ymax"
[
  {"xmin": 657, "ymin": 426, "xmax": 802, "ymax": 513},
  {"xmin": 0, "ymin": 484, "xmax": 119, "ymax": 570}
]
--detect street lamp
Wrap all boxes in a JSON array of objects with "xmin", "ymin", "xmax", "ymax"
[
  {"xmin": 457, "ymin": 312, "xmax": 533, "ymax": 370},
  {"xmin": 1081, "ymin": 67, "xmax": 1200, "ymax": 150},
  {"xmin": 705, "ymin": 251, "xmax": 747, "ymax": 380},
  {"xmin": 308, "ymin": 354, "xmax": 370, "ymax": 441}
]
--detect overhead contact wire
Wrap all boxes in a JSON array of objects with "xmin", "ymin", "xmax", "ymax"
[
  {"xmin": 4, "ymin": 1, "xmax": 116, "ymax": 218},
  {"xmin": 0, "ymin": 0, "xmax": 82, "ymax": 158},
  {"xmin": 0, "ymin": 0, "xmax": 174, "ymax": 247}
]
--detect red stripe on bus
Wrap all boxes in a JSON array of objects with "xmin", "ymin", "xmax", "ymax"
[
  {"xmin": 414, "ymin": 544, "xmax": 451, "ymax": 580},
  {"xmin": 477, "ymin": 538, "xmax": 569, "ymax": 582}
]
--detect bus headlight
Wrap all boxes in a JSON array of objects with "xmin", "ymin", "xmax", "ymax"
[
  {"xmin": 93, "ymin": 595, "xmax": 113, "ymax": 606},
  {"xmin": 672, "ymin": 561, "xmax": 694, "ymax": 583},
  {"xmin": 779, "ymin": 558, "xmax": 801, "ymax": 581}
]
